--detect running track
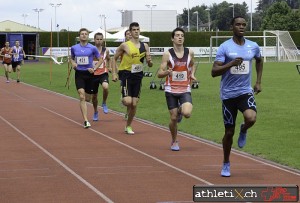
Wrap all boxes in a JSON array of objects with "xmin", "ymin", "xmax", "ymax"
[{"xmin": 0, "ymin": 77, "xmax": 299, "ymax": 203}]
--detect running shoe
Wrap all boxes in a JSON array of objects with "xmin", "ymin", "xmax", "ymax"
[
  {"xmin": 125, "ymin": 126, "xmax": 134, "ymax": 135},
  {"xmin": 17, "ymin": 79, "xmax": 20, "ymax": 83},
  {"xmin": 171, "ymin": 141, "xmax": 180, "ymax": 151},
  {"xmin": 84, "ymin": 121, "xmax": 91, "ymax": 129},
  {"xmin": 6, "ymin": 80, "xmax": 10, "ymax": 83},
  {"xmin": 238, "ymin": 124, "xmax": 247, "ymax": 148},
  {"xmin": 221, "ymin": 162, "xmax": 231, "ymax": 177},
  {"xmin": 93, "ymin": 111, "xmax": 99, "ymax": 121},
  {"xmin": 102, "ymin": 103, "xmax": 108, "ymax": 114}
]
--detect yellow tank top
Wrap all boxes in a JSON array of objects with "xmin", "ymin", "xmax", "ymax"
[{"xmin": 119, "ymin": 41, "xmax": 146, "ymax": 71}]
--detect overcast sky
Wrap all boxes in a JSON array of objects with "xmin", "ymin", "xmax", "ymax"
[{"xmin": 1, "ymin": 0, "xmax": 257, "ymax": 32}]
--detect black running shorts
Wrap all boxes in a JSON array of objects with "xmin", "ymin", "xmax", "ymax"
[{"xmin": 222, "ymin": 92, "xmax": 257, "ymax": 128}]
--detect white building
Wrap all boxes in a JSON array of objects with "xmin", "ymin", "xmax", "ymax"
[{"xmin": 120, "ymin": 10, "xmax": 177, "ymax": 32}]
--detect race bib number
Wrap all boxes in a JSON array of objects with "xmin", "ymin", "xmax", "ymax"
[
  {"xmin": 172, "ymin": 71, "xmax": 187, "ymax": 81},
  {"xmin": 76, "ymin": 56, "xmax": 89, "ymax": 65},
  {"xmin": 230, "ymin": 61, "xmax": 250, "ymax": 74},
  {"xmin": 14, "ymin": 54, "xmax": 19, "ymax": 59},
  {"xmin": 4, "ymin": 54, "xmax": 11, "ymax": 58},
  {"xmin": 131, "ymin": 64, "xmax": 143, "ymax": 73}
]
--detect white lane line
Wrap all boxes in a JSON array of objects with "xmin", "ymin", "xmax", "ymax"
[
  {"xmin": 43, "ymin": 107, "xmax": 214, "ymax": 186},
  {"xmin": 0, "ymin": 115, "xmax": 114, "ymax": 203},
  {"xmin": 11, "ymin": 82, "xmax": 300, "ymax": 176},
  {"xmin": 133, "ymin": 118, "xmax": 300, "ymax": 176}
]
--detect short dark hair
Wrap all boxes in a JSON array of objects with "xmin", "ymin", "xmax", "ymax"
[
  {"xmin": 124, "ymin": 29, "xmax": 130, "ymax": 37},
  {"xmin": 78, "ymin": 28, "xmax": 89, "ymax": 36},
  {"xmin": 230, "ymin": 16, "xmax": 245, "ymax": 25},
  {"xmin": 171, "ymin": 27, "xmax": 185, "ymax": 38},
  {"xmin": 129, "ymin": 22, "xmax": 139, "ymax": 31},
  {"xmin": 94, "ymin": 32, "xmax": 103, "ymax": 39}
]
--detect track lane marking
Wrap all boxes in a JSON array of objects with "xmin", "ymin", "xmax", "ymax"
[{"xmin": 0, "ymin": 115, "xmax": 114, "ymax": 203}]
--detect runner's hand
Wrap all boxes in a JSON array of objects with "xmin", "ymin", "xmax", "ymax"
[{"xmin": 112, "ymin": 73, "xmax": 118, "ymax": 82}]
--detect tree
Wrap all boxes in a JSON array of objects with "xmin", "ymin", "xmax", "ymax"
[
  {"xmin": 212, "ymin": 1, "xmax": 248, "ymax": 31},
  {"xmin": 261, "ymin": 1, "xmax": 292, "ymax": 30},
  {"xmin": 257, "ymin": 0, "xmax": 300, "ymax": 11},
  {"xmin": 286, "ymin": 10, "xmax": 300, "ymax": 30}
]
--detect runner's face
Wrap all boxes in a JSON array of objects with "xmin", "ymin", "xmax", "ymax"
[
  {"xmin": 130, "ymin": 26, "xmax": 140, "ymax": 39},
  {"xmin": 5, "ymin": 42, "xmax": 9, "ymax": 47},
  {"xmin": 94, "ymin": 35, "xmax": 104, "ymax": 46},
  {"xmin": 79, "ymin": 31, "xmax": 89, "ymax": 41},
  {"xmin": 232, "ymin": 18, "xmax": 247, "ymax": 37},
  {"xmin": 172, "ymin": 31, "xmax": 184, "ymax": 45},
  {"xmin": 125, "ymin": 31, "xmax": 132, "ymax": 41}
]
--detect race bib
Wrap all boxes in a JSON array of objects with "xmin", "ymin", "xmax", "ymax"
[
  {"xmin": 76, "ymin": 56, "xmax": 89, "ymax": 65},
  {"xmin": 230, "ymin": 61, "xmax": 250, "ymax": 74},
  {"xmin": 131, "ymin": 64, "xmax": 143, "ymax": 73},
  {"xmin": 172, "ymin": 71, "xmax": 187, "ymax": 81},
  {"xmin": 4, "ymin": 54, "xmax": 11, "ymax": 58},
  {"xmin": 14, "ymin": 54, "xmax": 19, "ymax": 59}
]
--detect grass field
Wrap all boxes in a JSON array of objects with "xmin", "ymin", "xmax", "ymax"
[{"xmin": 2, "ymin": 57, "xmax": 300, "ymax": 170}]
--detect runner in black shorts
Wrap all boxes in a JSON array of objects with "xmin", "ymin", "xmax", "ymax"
[
  {"xmin": 91, "ymin": 32, "xmax": 111, "ymax": 121},
  {"xmin": 157, "ymin": 27, "xmax": 196, "ymax": 151},
  {"xmin": 70, "ymin": 28, "xmax": 103, "ymax": 128},
  {"xmin": 211, "ymin": 16, "xmax": 263, "ymax": 177},
  {"xmin": 111, "ymin": 22, "xmax": 153, "ymax": 135}
]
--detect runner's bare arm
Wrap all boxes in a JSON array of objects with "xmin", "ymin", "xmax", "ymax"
[
  {"xmin": 111, "ymin": 43, "xmax": 126, "ymax": 81},
  {"xmin": 144, "ymin": 43, "xmax": 153, "ymax": 67},
  {"xmin": 189, "ymin": 49, "xmax": 197, "ymax": 81},
  {"xmin": 157, "ymin": 52, "xmax": 171, "ymax": 78}
]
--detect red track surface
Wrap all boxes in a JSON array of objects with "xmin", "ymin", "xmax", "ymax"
[{"xmin": 0, "ymin": 78, "xmax": 299, "ymax": 203}]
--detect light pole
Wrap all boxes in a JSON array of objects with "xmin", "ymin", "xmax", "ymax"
[
  {"xmin": 250, "ymin": 0, "xmax": 253, "ymax": 31},
  {"xmin": 187, "ymin": 0, "xmax": 190, "ymax": 32},
  {"xmin": 193, "ymin": 11, "xmax": 198, "ymax": 32},
  {"xmin": 229, "ymin": 4, "xmax": 234, "ymax": 18},
  {"xmin": 50, "ymin": 3, "xmax": 62, "ymax": 47},
  {"xmin": 145, "ymin": 4, "xmax": 157, "ymax": 32},
  {"xmin": 33, "ymin": 8, "xmax": 44, "ymax": 30},
  {"xmin": 21, "ymin": 14, "xmax": 29, "ymax": 25},
  {"xmin": 205, "ymin": 8, "xmax": 211, "ymax": 31},
  {"xmin": 98, "ymin": 14, "xmax": 104, "ymax": 28}
]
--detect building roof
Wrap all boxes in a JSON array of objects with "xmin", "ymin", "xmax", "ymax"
[{"xmin": 0, "ymin": 20, "xmax": 44, "ymax": 32}]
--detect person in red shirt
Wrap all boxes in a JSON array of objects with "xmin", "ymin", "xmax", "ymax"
[
  {"xmin": 90, "ymin": 32, "xmax": 111, "ymax": 121},
  {"xmin": 0, "ymin": 41, "xmax": 13, "ymax": 83},
  {"xmin": 158, "ymin": 27, "xmax": 196, "ymax": 151}
]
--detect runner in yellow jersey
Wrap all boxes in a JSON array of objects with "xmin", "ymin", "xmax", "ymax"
[{"xmin": 112, "ymin": 22, "xmax": 152, "ymax": 135}]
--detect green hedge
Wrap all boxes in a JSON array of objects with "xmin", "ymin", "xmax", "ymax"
[{"xmin": 38, "ymin": 31, "xmax": 300, "ymax": 48}]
